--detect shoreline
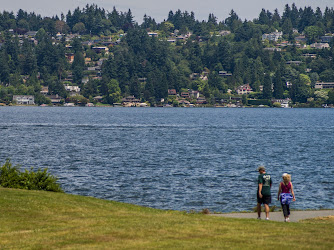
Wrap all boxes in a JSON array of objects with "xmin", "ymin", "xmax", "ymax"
[{"xmin": 1, "ymin": 104, "xmax": 333, "ymax": 108}]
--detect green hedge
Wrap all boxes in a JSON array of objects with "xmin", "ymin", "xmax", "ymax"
[
  {"xmin": 248, "ymin": 99, "xmax": 272, "ymax": 106},
  {"xmin": 0, "ymin": 159, "xmax": 63, "ymax": 192}
]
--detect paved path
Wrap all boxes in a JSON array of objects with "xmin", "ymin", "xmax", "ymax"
[{"xmin": 209, "ymin": 210, "xmax": 334, "ymax": 222}]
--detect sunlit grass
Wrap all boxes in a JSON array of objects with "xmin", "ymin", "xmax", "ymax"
[{"xmin": 0, "ymin": 187, "xmax": 333, "ymax": 249}]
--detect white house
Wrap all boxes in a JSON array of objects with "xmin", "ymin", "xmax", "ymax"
[
  {"xmin": 315, "ymin": 82, "xmax": 334, "ymax": 89},
  {"xmin": 13, "ymin": 95, "xmax": 35, "ymax": 105},
  {"xmin": 310, "ymin": 43, "xmax": 330, "ymax": 49},
  {"xmin": 262, "ymin": 30, "xmax": 283, "ymax": 41},
  {"xmin": 64, "ymin": 84, "xmax": 81, "ymax": 92}
]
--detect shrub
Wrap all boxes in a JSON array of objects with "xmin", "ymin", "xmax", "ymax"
[
  {"xmin": 248, "ymin": 99, "xmax": 272, "ymax": 106},
  {"xmin": 273, "ymin": 102, "xmax": 282, "ymax": 108},
  {"xmin": 0, "ymin": 159, "xmax": 63, "ymax": 192}
]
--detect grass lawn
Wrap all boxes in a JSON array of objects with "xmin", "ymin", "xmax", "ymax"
[{"xmin": 0, "ymin": 187, "xmax": 333, "ymax": 249}]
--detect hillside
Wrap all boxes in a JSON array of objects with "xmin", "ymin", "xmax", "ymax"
[{"xmin": 1, "ymin": 4, "xmax": 334, "ymax": 107}]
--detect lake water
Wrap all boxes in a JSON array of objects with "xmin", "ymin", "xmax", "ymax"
[{"xmin": 0, "ymin": 107, "xmax": 333, "ymax": 212}]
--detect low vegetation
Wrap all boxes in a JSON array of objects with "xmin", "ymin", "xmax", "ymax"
[
  {"xmin": 0, "ymin": 159, "xmax": 63, "ymax": 192},
  {"xmin": 0, "ymin": 188, "xmax": 333, "ymax": 249}
]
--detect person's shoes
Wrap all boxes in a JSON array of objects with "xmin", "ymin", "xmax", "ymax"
[
  {"xmin": 286, "ymin": 218, "xmax": 290, "ymax": 222},
  {"xmin": 265, "ymin": 217, "xmax": 270, "ymax": 220},
  {"xmin": 284, "ymin": 218, "xmax": 287, "ymax": 222},
  {"xmin": 257, "ymin": 217, "xmax": 261, "ymax": 220}
]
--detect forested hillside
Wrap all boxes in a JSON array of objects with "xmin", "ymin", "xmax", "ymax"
[{"xmin": 1, "ymin": 4, "xmax": 334, "ymax": 107}]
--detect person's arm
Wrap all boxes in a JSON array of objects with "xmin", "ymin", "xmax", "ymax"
[
  {"xmin": 291, "ymin": 182, "xmax": 296, "ymax": 201},
  {"xmin": 258, "ymin": 183, "xmax": 263, "ymax": 198},
  {"xmin": 277, "ymin": 183, "xmax": 282, "ymax": 200}
]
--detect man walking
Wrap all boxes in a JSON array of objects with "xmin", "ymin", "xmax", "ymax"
[{"xmin": 257, "ymin": 166, "xmax": 272, "ymax": 220}]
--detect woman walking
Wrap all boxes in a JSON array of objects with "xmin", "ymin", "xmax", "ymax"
[{"xmin": 277, "ymin": 173, "xmax": 296, "ymax": 222}]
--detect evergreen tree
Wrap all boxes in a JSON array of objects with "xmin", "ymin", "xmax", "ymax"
[
  {"xmin": 0, "ymin": 50, "xmax": 10, "ymax": 84},
  {"xmin": 262, "ymin": 74, "xmax": 272, "ymax": 99},
  {"xmin": 273, "ymin": 68, "xmax": 284, "ymax": 99},
  {"xmin": 72, "ymin": 51, "xmax": 85, "ymax": 84}
]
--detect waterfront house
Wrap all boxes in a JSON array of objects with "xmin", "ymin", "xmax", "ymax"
[
  {"xmin": 178, "ymin": 100, "xmax": 191, "ymax": 106},
  {"xmin": 121, "ymin": 95, "xmax": 141, "ymax": 106},
  {"xmin": 272, "ymin": 98, "xmax": 291, "ymax": 108},
  {"xmin": 93, "ymin": 96, "xmax": 103, "ymax": 102},
  {"xmin": 47, "ymin": 95, "xmax": 62, "ymax": 104},
  {"xmin": 196, "ymin": 97, "xmax": 207, "ymax": 104},
  {"xmin": 13, "ymin": 95, "xmax": 35, "ymax": 105}
]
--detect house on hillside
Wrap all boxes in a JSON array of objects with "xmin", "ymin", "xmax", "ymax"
[
  {"xmin": 189, "ymin": 90, "xmax": 200, "ymax": 99},
  {"xmin": 181, "ymin": 92, "xmax": 190, "ymax": 98},
  {"xmin": 168, "ymin": 89, "xmax": 177, "ymax": 95},
  {"xmin": 219, "ymin": 71, "xmax": 232, "ymax": 77},
  {"xmin": 64, "ymin": 84, "xmax": 80, "ymax": 93},
  {"xmin": 24, "ymin": 31, "xmax": 38, "ymax": 37},
  {"xmin": 236, "ymin": 84, "xmax": 252, "ymax": 95},
  {"xmin": 286, "ymin": 61, "xmax": 302, "ymax": 66},
  {"xmin": 40, "ymin": 86, "xmax": 49, "ymax": 95},
  {"xmin": 310, "ymin": 43, "xmax": 330, "ymax": 49},
  {"xmin": 295, "ymin": 36, "xmax": 307, "ymax": 43},
  {"xmin": 262, "ymin": 30, "xmax": 283, "ymax": 41},
  {"xmin": 321, "ymin": 36, "xmax": 333, "ymax": 43},
  {"xmin": 148, "ymin": 32, "xmax": 158, "ymax": 37},
  {"xmin": 315, "ymin": 82, "xmax": 334, "ymax": 89},
  {"xmin": 92, "ymin": 47, "xmax": 109, "ymax": 54},
  {"xmin": 65, "ymin": 53, "xmax": 74, "ymax": 63}
]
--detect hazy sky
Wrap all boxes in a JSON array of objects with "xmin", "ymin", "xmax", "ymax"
[{"xmin": 1, "ymin": 0, "xmax": 334, "ymax": 23}]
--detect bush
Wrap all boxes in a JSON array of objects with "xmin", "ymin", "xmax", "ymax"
[
  {"xmin": 248, "ymin": 99, "xmax": 272, "ymax": 106},
  {"xmin": 272, "ymin": 102, "xmax": 282, "ymax": 108},
  {"xmin": 0, "ymin": 159, "xmax": 63, "ymax": 192}
]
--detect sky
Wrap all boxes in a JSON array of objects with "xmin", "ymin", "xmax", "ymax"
[{"xmin": 1, "ymin": 0, "xmax": 334, "ymax": 23}]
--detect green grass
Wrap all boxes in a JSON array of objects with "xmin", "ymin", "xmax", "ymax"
[{"xmin": 0, "ymin": 187, "xmax": 333, "ymax": 249}]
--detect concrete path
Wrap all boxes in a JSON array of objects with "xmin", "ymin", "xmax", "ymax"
[{"xmin": 209, "ymin": 210, "xmax": 334, "ymax": 222}]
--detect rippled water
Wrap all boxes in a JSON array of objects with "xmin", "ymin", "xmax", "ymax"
[{"xmin": 0, "ymin": 107, "xmax": 333, "ymax": 212}]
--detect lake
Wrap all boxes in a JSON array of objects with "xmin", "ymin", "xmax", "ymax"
[{"xmin": 0, "ymin": 107, "xmax": 333, "ymax": 212}]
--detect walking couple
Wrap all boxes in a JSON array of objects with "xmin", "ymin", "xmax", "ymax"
[{"xmin": 257, "ymin": 166, "xmax": 296, "ymax": 222}]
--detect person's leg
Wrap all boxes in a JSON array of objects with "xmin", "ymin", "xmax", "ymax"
[
  {"xmin": 264, "ymin": 204, "xmax": 270, "ymax": 219},
  {"xmin": 286, "ymin": 204, "xmax": 290, "ymax": 221},
  {"xmin": 282, "ymin": 204, "xmax": 288, "ymax": 218},
  {"xmin": 257, "ymin": 203, "xmax": 262, "ymax": 218}
]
